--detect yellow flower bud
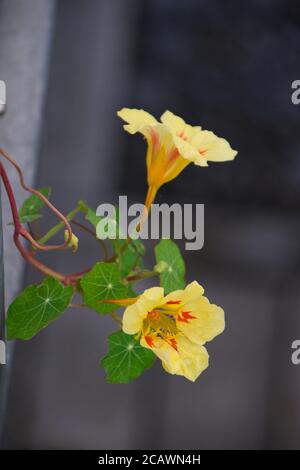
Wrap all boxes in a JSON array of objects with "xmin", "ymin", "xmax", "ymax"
[{"xmin": 64, "ymin": 230, "xmax": 79, "ymax": 253}]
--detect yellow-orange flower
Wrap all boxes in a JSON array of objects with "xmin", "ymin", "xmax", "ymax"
[
  {"xmin": 117, "ymin": 108, "xmax": 237, "ymax": 209},
  {"xmin": 122, "ymin": 281, "xmax": 225, "ymax": 382}
]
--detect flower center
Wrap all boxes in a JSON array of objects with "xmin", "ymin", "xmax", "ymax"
[
  {"xmin": 143, "ymin": 301, "xmax": 197, "ymax": 350},
  {"xmin": 143, "ymin": 305, "xmax": 178, "ymax": 349}
]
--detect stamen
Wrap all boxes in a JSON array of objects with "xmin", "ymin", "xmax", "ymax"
[{"xmin": 148, "ymin": 310, "xmax": 161, "ymax": 321}]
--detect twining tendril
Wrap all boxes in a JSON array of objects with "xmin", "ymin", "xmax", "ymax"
[{"xmin": 0, "ymin": 148, "xmax": 73, "ymax": 251}]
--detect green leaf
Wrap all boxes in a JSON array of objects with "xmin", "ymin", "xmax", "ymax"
[
  {"xmin": 83, "ymin": 204, "xmax": 146, "ymax": 277},
  {"xmin": 19, "ymin": 187, "xmax": 51, "ymax": 223},
  {"xmin": 20, "ymin": 213, "xmax": 43, "ymax": 223},
  {"xmin": 6, "ymin": 277, "xmax": 74, "ymax": 340},
  {"xmin": 154, "ymin": 239, "xmax": 186, "ymax": 294},
  {"xmin": 80, "ymin": 262, "xmax": 134, "ymax": 314},
  {"xmin": 114, "ymin": 239, "xmax": 145, "ymax": 277},
  {"xmin": 132, "ymin": 238, "xmax": 146, "ymax": 256},
  {"xmin": 112, "ymin": 208, "xmax": 146, "ymax": 276},
  {"xmin": 101, "ymin": 331, "xmax": 155, "ymax": 383},
  {"xmin": 84, "ymin": 207, "xmax": 102, "ymax": 228},
  {"xmin": 94, "ymin": 204, "xmax": 145, "ymax": 277}
]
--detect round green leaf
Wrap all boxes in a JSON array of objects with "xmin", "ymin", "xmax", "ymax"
[
  {"xmin": 80, "ymin": 262, "xmax": 133, "ymax": 314},
  {"xmin": 6, "ymin": 277, "xmax": 74, "ymax": 340},
  {"xmin": 155, "ymin": 239, "xmax": 186, "ymax": 294},
  {"xmin": 101, "ymin": 331, "xmax": 155, "ymax": 383}
]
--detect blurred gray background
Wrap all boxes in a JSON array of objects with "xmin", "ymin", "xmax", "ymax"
[{"xmin": 1, "ymin": 0, "xmax": 300, "ymax": 449}]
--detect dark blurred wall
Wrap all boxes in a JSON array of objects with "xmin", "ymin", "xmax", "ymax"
[{"xmin": 122, "ymin": 0, "xmax": 300, "ymax": 209}]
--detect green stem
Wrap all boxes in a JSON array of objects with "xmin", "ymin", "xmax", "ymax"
[
  {"xmin": 126, "ymin": 269, "xmax": 159, "ymax": 283},
  {"xmin": 111, "ymin": 312, "xmax": 123, "ymax": 327},
  {"xmin": 37, "ymin": 204, "xmax": 82, "ymax": 245}
]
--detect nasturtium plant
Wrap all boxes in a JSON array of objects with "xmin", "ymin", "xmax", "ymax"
[
  {"xmin": 101, "ymin": 331, "xmax": 155, "ymax": 384},
  {"xmin": 81, "ymin": 262, "xmax": 134, "ymax": 314},
  {"xmin": 0, "ymin": 109, "xmax": 237, "ymax": 383},
  {"xmin": 6, "ymin": 277, "xmax": 74, "ymax": 340},
  {"xmin": 155, "ymin": 239, "xmax": 185, "ymax": 294},
  {"xmin": 84, "ymin": 206, "xmax": 102, "ymax": 228},
  {"xmin": 108, "ymin": 207, "xmax": 145, "ymax": 277},
  {"xmin": 18, "ymin": 186, "xmax": 51, "ymax": 223}
]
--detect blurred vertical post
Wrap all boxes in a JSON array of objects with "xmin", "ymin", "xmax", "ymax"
[
  {"xmin": 0, "ymin": 0, "xmax": 56, "ymax": 446},
  {"xmin": 0, "ymin": 182, "xmax": 6, "ymax": 441}
]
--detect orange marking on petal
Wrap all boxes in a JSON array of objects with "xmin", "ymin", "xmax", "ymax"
[
  {"xmin": 177, "ymin": 131, "xmax": 188, "ymax": 141},
  {"xmin": 150, "ymin": 129, "xmax": 160, "ymax": 152},
  {"xmin": 169, "ymin": 338, "xmax": 178, "ymax": 351},
  {"xmin": 145, "ymin": 335, "xmax": 154, "ymax": 348},
  {"xmin": 177, "ymin": 311, "xmax": 197, "ymax": 323},
  {"xmin": 177, "ymin": 314, "xmax": 188, "ymax": 323},
  {"xmin": 167, "ymin": 147, "xmax": 180, "ymax": 165},
  {"xmin": 198, "ymin": 148, "xmax": 207, "ymax": 156},
  {"xmin": 182, "ymin": 311, "xmax": 197, "ymax": 320},
  {"xmin": 166, "ymin": 300, "xmax": 181, "ymax": 305}
]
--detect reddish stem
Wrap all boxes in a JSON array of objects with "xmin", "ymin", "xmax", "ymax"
[
  {"xmin": 0, "ymin": 148, "xmax": 73, "ymax": 250},
  {"xmin": 0, "ymin": 159, "xmax": 93, "ymax": 286},
  {"xmin": 0, "ymin": 161, "xmax": 69, "ymax": 282}
]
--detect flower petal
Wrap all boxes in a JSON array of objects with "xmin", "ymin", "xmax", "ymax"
[
  {"xmin": 122, "ymin": 287, "xmax": 164, "ymax": 335},
  {"xmin": 141, "ymin": 334, "xmax": 209, "ymax": 382},
  {"xmin": 117, "ymin": 108, "xmax": 158, "ymax": 136},
  {"xmin": 172, "ymin": 335, "xmax": 209, "ymax": 382},
  {"xmin": 177, "ymin": 300, "xmax": 225, "ymax": 345},
  {"xmin": 160, "ymin": 110, "xmax": 201, "ymax": 139},
  {"xmin": 173, "ymin": 135, "xmax": 208, "ymax": 166},
  {"xmin": 191, "ymin": 130, "xmax": 237, "ymax": 164},
  {"xmin": 163, "ymin": 281, "xmax": 205, "ymax": 306},
  {"xmin": 141, "ymin": 334, "xmax": 179, "ymax": 369},
  {"xmin": 164, "ymin": 281, "xmax": 225, "ymax": 345}
]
